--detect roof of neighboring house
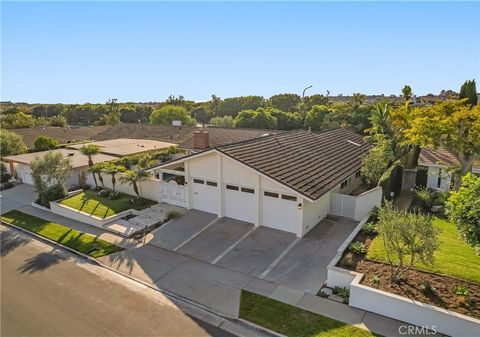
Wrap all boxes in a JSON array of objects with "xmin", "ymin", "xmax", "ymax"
[
  {"xmin": 3, "ymin": 149, "xmax": 117, "ymax": 169},
  {"xmin": 178, "ymin": 127, "xmax": 279, "ymax": 150},
  {"xmin": 153, "ymin": 128, "xmax": 370, "ymax": 200},
  {"xmin": 67, "ymin": 138, "xmax": 176, "ymax": 157},
  {"xmin": 9, "ymin": 126, "xmax": 110, "ymax": 147},
  {"xmin": 419, "ymin": 148, "xmax": 480, "ymax": 168}
]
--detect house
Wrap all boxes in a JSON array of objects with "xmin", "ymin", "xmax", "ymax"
[
  {"xmin": 3, "ymin": 138, "xmax": 176, "ymax": 189},
  {"xmin": 148, "ymin": 128, "xmax": 379, "ymax": 237},
  {"xmin": 417, "ymin": 147, "xmax": 480, "ymax": 192}
]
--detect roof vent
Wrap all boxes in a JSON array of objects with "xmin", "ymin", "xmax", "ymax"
[
  {"xmin": 347, "ymin": 140, "xmax": 361, "ymax": 147},
  {"xmin": 68, "ymin": 152, "xmax": 75, "ymax": 157}
]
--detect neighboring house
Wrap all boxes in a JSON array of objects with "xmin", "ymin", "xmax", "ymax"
[
  {"xmin": 417, "ymin": 147, "xmax": 480, "ymax": 192},
  {"xmin": 3, "ymin": 138, "xmax": 175, "ymax": 189},
  {"xmin": 148, "ymin": 128, "xmax": 378, "ymax": 237}
]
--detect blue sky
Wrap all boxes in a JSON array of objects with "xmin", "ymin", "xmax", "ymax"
[{"xmin": 1, "ymin": 1, "xmax": 479, "ymax": 103}]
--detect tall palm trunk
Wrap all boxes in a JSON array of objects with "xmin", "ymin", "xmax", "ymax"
[
  {"xmin": 88, "ymin": 156, "xmax": 98, "ymax": 187},
  {"xmin": 111, "ymin": 174, "xmax": 116, "ymax": 193}
]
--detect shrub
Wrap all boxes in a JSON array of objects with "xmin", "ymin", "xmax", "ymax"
[
  {"xmin": 419, "ymin": 281, "xmax": 436, "ymax": 296},
  {"xmin": 453, "ymin": 285, "xmax": 469, "ymax": 297},
  {"xmin": 415, "ymin": 187, "xmax": 435, "ymax": 210},
  {"xmin": 38, "ymin": 184, "xmax": 66, "ymax": 207},
  {"xmin": 361, "ymin": 222, "xmax": 377, "ymax": 235},
  {"xmin": 369, "ymin": 206, "xmax": 380, "ymax": 223},
  {"xmin": 210, "ymin": 116, "xmax": 234, "ymax": 128},
  {"xmin": 348, "ymin": 241, "xmax": 366, "ymax": 254},
  {"xmin": 369, "ymin": 275, "xmax": 380, "ymax": 286},
  {"xmin": 98, "ymin": 188, "xmax": 111, "ymax": 197},
  {"xmin": 333, "ymin": 286, "xmax": 350, "ymax": 300},
  {"xmin": 1, "ymin": 164, "xmax": 11, "ymax": 183},
  {"xmin": 108, "ymin": 191, "xmax": 120, "ymax": 200},
  {"xmin": 340, "ymin": 252, "xmax": 354, "ymax": 268},
  {"xmin": 0, "ymin": 181, "xmax": 14, "ymax": 190},
  {"xmin": 166, "ymin": 211, "xmax": 180, "ymax": 221}
]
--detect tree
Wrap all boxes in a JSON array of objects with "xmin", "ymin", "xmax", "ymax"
[
  {"xmin": 377, "ymin": 202, "xmax": 440, "ymax": 282},
  {"xmin": 360, "ymin": 139, "xmax": 394, "ymax": 187},
  {"xmin": 304, "ymin": 105, "xmax": 336, "ymax": 131},
  {"xmin": 0, "ymin": 112, "xmax": 35, "ymax": 129},
  {"xmin": 91, "ymin": 163, "xmax": 106, "ymax": 188},
  {"xmin": 0, "ymin": 130, "xmax": 27, "ymax": 157},
  {"xmin": 304, "ymin": 94, "xmax": 329, "ymax": 111},
  {"xmin": 446, "ymin": 173, "xmax": 480, "ymax": 252},
  {"xmin": 268, "ymin": 93, "xmax": 300, "ymax": 113},
  {"xmin": 210, "ymin": 95, "xmax": 222, "ymax": 117},
  {"xmin": 149, "ymin": 105, "xmax": 196, "ymax": 126},
  {"xmin": 459, "ymin": 79, "xmax": 478, "ymax": 106},
  {"xmin": 103, "ymin": 163, "xmax": 126, "ymax": 193},
  {"xmin": 405, "ymin": 100, "xmax": 480, "ymax": 189},
  {"xmin": 270, "ymin": 110, "xmax": 302, "ymax": 130},
  {"xmin": 119, "ymin": 170, "xmax": 151, "ymax": 198},
  {"xmin": 401, "ymin": 85, "xmax": 413, "ymax": 105},
  {"xmin": 210, "ymin": 116, "xmax": 234, "ymax": 128},
  {"xmin": 233, "ymin": 108, "xmax": 277, "ymax": 129},
  {"xmin": 33, "ymin": 136, "xmax": 59, "ymax": 151},
  {"xmin": 48, "ymin": 115, "xmax": 67, "ymax": 127},
  {"xmin": 191, "ymin": 106, "xmax": 212, "ymax": 127},
  {"xmin": 79, "ymin": 144, "xmax": 100, "ymax": 188},
  {"xmin": 217, "ymin": 96, "xmax": 264, "ymax": 117},
  {"xmin": 30, "ymin": 151, "xmax": 72, "ymax": 192}
]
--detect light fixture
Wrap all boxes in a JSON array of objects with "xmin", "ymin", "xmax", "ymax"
[{"xmin": 297, "ymin": 203, "xmax": 302, "ymax": 210}]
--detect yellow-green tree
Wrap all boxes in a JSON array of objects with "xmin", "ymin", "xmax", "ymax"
[{"xmin": 406, "ymin": 100, "xmax": 480, "ymax": 189}]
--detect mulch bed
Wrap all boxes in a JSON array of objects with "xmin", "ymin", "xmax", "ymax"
[{"xmin": 337, "ymin": 225, "xmax": 480, "ymax": 319}]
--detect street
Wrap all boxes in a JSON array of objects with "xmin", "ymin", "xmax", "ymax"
[{"xmin": 0, "ymin": 225, "xmax": 234, "ymax": 337}]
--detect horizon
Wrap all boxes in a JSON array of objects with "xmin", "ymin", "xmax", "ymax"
[{"xmin": 1, "ymin": 1, "xmax": 479, "ymax": 104}]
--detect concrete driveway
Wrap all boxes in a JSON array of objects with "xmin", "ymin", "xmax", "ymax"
[{"xmin": 0, "ymin": 184, "xmax": 37, "ymax": 213}]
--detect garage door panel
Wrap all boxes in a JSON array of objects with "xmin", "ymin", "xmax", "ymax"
[
  {"xmin": 224, "ymin": 184, "xmax": 255, "ymax": 224},
  {"xmin": 191, "ymin": 178, "xmax": 218, "ymax": 214},
  {"xmin": 261, "ymin": 192, "xmax": 298, "ymax": 233}
]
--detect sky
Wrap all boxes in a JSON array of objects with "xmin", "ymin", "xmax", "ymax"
[{"xmin": 1, "ymin": 1, "xmax": 479, "ymax": 103}]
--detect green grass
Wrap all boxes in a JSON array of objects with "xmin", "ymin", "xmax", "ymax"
[
  {"xmin": 240, "ymin": 291, "xmax": 378, "ymax": 337},
  {"xmin": 367, "ymin": 217, "xmax": 480, "ymax": 284},
  {"xmin": 0, "ymin": 210, "xmax": 123, "ymax": 258},
  {"xmin": 59, "ymin": 190, "xmax": 156, "ymax": 219}
]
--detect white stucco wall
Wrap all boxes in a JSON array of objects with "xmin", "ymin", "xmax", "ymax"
[
  {"xmin": 188, "ymin": 152, "xmax": 218, "ymax": 180},
  {"xmin": 302, "ymin": 193, "xmax": 330, "ymax": 236},
  {"xmin": 426, "ymin": 166, "xmax": 451, "ymax": 192}
]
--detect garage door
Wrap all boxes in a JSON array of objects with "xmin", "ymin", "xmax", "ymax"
[
  {"xmin": 261, "ymin": 191, "xmax": 298, "ymax": 233},
  {"xmin": 224, "ymin": 184, "xmax": 256, "ymax": 223},
  {"xmin": 191, "ymin": 178, "xmax": 218, "ymax": 214}
]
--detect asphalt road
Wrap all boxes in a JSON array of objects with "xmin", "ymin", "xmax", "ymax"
[{"xmin": 0, "ymin": 225, "xmax": 235, "ymax": 337}]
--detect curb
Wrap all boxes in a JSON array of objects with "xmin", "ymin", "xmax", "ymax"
[{"xmin": 2, "ymin": 222, "xmax": 277, "ymax": 337}]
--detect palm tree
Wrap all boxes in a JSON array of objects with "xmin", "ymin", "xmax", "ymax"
[
  {"xmin": 119, "ymin": 170, "xmax": 151, "ymax": 198},
  {"xmin": 210, "ymin": 95, "xmax": 222, "ymax": 117},
  {"xmin": 80, "ymin": 144, "xmax": 100, "ymax": 187},
  {"xmin": 103, "ymin": 163, "xmax": 126, "ymax": 193},
  {"xmin": 90, "ymin": 163, "xmax": 105, "ymax": 188},
  {"xmin": 401, "ymin": 85, "xmax": 412, "ymax": 106}
]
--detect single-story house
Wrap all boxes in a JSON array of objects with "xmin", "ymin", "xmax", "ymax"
[
  {"xmin": 418, "ymin": 148, "xmax": 480, "ymax": 192},
  {"xmin": 148, "ymin": 128, "xmax": 374, "ymax": 237},
  {"xmin": 66, "ymin": 138, "xmax": 175, "ymax": 156}
]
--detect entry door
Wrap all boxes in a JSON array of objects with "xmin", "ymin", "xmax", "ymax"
[
  {"xmin": 191, "ymin": 178, "xmax": 218, "ymax": 214},
  {"xmin": 224, "ymin": 184, "xmax": 256, "ymax": 223}
]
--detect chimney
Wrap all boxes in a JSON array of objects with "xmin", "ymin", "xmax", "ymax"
[{"xmin": 193, "ymin": 131, "xmax": 209, "ymax": 150}]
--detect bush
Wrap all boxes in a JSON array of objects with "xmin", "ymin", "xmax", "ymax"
[
  {"xmin": 369, "ymin": 206, "xmax": 380, "ymax": 223},
  {"xmin": 333, "ymin": 286, "xmax": 350, "ymax": 300},
  {"xmin": 415, "ymin": 187, "xmax": 435, "ymax": 210},
  {"xmin": 369, "ymin": 275, "xmax": 380, "ymax": 286},
  {"xmin": 348, "ymin": 241, "xmax": 366, "ymax": 254},
  {"xmin": 361, "ymin": 222, "xmax": 377, "ymax": 235},
  {"xmin": 108, "ymin": 191, "xmax": 120, "ymax": 200},
  {"xmin": 0, "ymin": 181, "xmax": 14, "ymax": 190},
  {"xmin": 419, "ymin": 281, "xmax": 436, "ymax": 296},
  {"xmin": 38, "ymin": 184, "xmax": 66, "ymax": 207},
  {"xmin": 1, "ymin": 164, "xmax": 11, "ymax": 183},
  {"xmin": 453, "ymin": 284, "xmax": 469, "ymax": 296},
  {"xmin": 149, "ymin": 105, "xmax": 196, "ymax": 126},
  {"xmin": 98, "ymin": 188, "xmax": 111, "ymax": 197},
  {"xmin": 33, "ymin": 136, "xmax": 59, "ymax": 151},
  {"xmin": 210, "ymin": 116, "xmax": 234, "ymax": 128},
  {"xmin": 166, "ymin": 211, "xmax": 180, "ymax": 221}
]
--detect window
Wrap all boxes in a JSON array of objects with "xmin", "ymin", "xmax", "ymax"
[
  {"xmin": 241, "ymin": 187, "xmax": 254, "ymax": 194},
  {"xmin": 437, "ymin": 169, "xmax": 442, "ymax": 188},
  {"xmin": 281, "ymin": 194, "xmax": 297, "ymax": 202},
  {"xmin": 206, "ymin": 181, "xmax": 217, "ymax": 187},
  {"xmin": 264, "ymin": 191, "xmax": 279, "ymax": 198},
  {"xmin": 193, "ymin": 179, "xmax": 204, "ymax": 184},
  {"xmin": 355, "ymin": 171, "xmax": 361, "ymax": 178},
  {"xmin": 226, "ymin": 184, "xmax": 239, "ymax": 191}
]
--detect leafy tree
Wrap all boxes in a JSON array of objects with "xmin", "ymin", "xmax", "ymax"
[
  {"xmin": 271, "ymin": 110, "xmax": 302, "ymax": 130},
  {"xmin": 191, "ymin": 106, "xmax": 212, "ymax": 127},
  {"xmin": 304, "ymin": 105, "xmax": 336, "ymax": 131},
  {"xmin": 149, "ymin": 105, "xmax": 196, "ymax": 126},
  {"xmin": 268, "ymin": 93, "xmax": 300, "ymax": 112},
  {"xmin": 210, "ymin": 95, "xmax": 222, "ymax": 117},
  {"xmin": 119, "ymin": 170, "xmax": 151, "ymax": 198},
  {"xmin": 446, "ymin": 173, "xmax": 480, "ymax": 252},
  {"xmin": 360, "ymin": 139, "xmax": 394, "ymax": 187},
  {"xmin": 0, "ymin": 130, "xmax": 27, "ymax": 157},
  {"xmin": 304, "ymin": 94, "xmax": 329, "ymax": 110},
  {"xmin": 33, "ymin": 136, "xmax": 59, "ymax": 151},
  {"xmin": 233, "ymin": 108, "xmax": 277, "ymax": 129},
  {"xmin": 30, "ymin": 151, "xmax": 72, "ymax": 192},
  {"xmin": 102, "ymin": 163, "xmax": 126, "ymax": 193},
  {"xmin": 218, "ymin": 96, "xmax": 264, "ymax": 117},
  {"xmin": 401, "ymin": 85, "xmax": 413, "ymax": 105},
  {"xmin": 49, "ymin": 115, "xmax": 67, "ymax": 127},
  {"xmin": 0, "ymin": 112, "xmax": 35, "ymax": 129},
  {"xmin": 210, "ymin": 116, "xmax": 234, "ymax": 128},
  {"xmin": 406, "ymin": 100, "xmax": 480, "ymax": 189},
  {"xmin": 378, "ymin": 202, "xmax": 440, "ymax": 282},
  {"xmin": 79, "ymin": 144, "xmax": 100, "ymax": 187},
  {"xmin": 459, "ymin": 79, "xmax": 478, "ymax": 106}
]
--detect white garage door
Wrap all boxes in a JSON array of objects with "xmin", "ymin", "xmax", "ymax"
[
  {"xmin": 18, "ymin": 165, "xmax": 34, "ymax": 185},
  {"xmin": 224, "ymin": 184, "xmax": 256, "ymax": 223},
  {"xmin": 261, "ymin": 191, "xmax": 298, "ymax": 233},
  {"xmin": 191, "ymin": 178, "xmax": 218, "ymax": 214}
]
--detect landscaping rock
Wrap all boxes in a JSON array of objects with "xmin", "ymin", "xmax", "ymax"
[
  {"xmin": 320, "ymin": 287, "xmax": 333, "ymax": 296},
  {"xmin": 328, "ymin": 294, "xmax": 346, "ymax": 303}
]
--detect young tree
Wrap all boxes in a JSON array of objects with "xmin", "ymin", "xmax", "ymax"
[
  {"xmin": 119, "ymin": 170, "xmax": 151, "ymax": 198},
  {"xmin": 103, "ymin": 163, "xmax": 126, "ymax": 193},
  {"xmin": 30, "ymin": 151, "xmax": 72, "ymax": 192},
  {"xmin": 459, "ymin": 79, "xmax": 478, "ymax": 106},
  {"xmin": 0, "ymin": 129, "xmax": 27, "ymax": 157},
  {"xmin": 149, "ymin": 105, "xmax": 196, "ymax": 126},
  {"xmin": 33, "ymin": 136, "xmax": 59, "ymax": 151},
  {"xmin": 210, "ymin": 95, "xmax": 222, "ymax": 117},
  {"xmin": 405, "ymin": 100, "xmax": 480, "ymax": 189},
  {"xmin": 360, "ymin": 139, "xmax": 394, "ymax": 187},
  {"xmin": 80, "ymin": 144, "xmax": 100, "ymax": 187},
  {"xmin": 191, "ymin": 106, "xmax": 212, "ymax": 127},
  {"xmin": 91, "ymin": 163, "xmax": 106, "ymax": 188},
  {"xmin": 401, "ymin": 85, "xmax": 413, "ymax": 105},
  {"xmin": 378, "ymin": 202, "xmax": 440, "ymax": 282},
  {"xmin": 445, "ymin": 173, "xmax": 480, "ymax": 252}
]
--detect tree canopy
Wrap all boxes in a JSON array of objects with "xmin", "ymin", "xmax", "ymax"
[
  {"xmin": 0, "ymin": 130, "xmax": 27, "ymax": 157},
  {"xmin": 268, "ymin": 94, "xmax": 300, "ymax": 113},
  {"xmin": 34, "ymin": 136, "xmax": 59, "ymax": 151},
  {"xmin": 459, "ymin": 79, "xmax": 478, "ymax": 106},
  {"xmin": 233, "ymin": 108, "xmax": 277, "ymax": 129},
  {"xmin": 149, "ymin": 105, "xmax": 196, "ymax": 126},
  {"xmin": 218, "ymin": 96, "xmax": 264, "ymax": 117}
]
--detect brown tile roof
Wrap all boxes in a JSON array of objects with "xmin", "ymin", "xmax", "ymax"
[
  {"xmin": 10, "ymin": 126, "xmax": 110, "ymax": 147},
  {"xmin": 217, "ymin": 128, "xmax": 370, "ymax": 200},
  {"xmin": 178, "ymin": 127, "xmax": 278, "ymax": 150},
  {"xmin": 67, "ymin": 138, "xmax": 175, "ymax": 157},
  {"xmin": 419, "ymin": 148, "xmax": 480, "ymax": 168}
]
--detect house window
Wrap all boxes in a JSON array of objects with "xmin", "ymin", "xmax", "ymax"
[
  {"xmin": 226, "ymin": 184, "xmax": 239, "ymax": 191},
  {"xmin": 241, "ymin": 187, "xmax": 254, "ymax": 194},
  {"xmin": 206, "ymin": 181, "xmax": 217, "ymax": 187},
  {"xmin": 264, "ymin": 191, "xmax": 279, "ymax": 198},
  {"xmin": 437, "ymin": 169, "xmax": 442, "ymax": 188},
  {"xmin": 281, "ymin": 194, "xmax": 297, "ymax": 202},
  {"xmin": 193, "ymin": 179, "xmax": 204, "ymax": 184}
]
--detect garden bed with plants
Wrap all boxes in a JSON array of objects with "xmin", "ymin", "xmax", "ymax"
[{"xmin": 336, "ymin": 195, "xmax": 480, "ymax": 319}]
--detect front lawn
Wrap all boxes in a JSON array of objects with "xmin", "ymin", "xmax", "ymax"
[
  {"xmin": 367, "ymin": 217, "xmax": 480, "ymax": 284},
  {"xmin": 0, "ymin": 210, "xmax": 122, "ymax": 258},
  {"xmin": 59, "ymin": 190, "xmax": 156, "ymax": 219},
  {"xmin": 240, "ymin": 291, "xmax": 378, "ymax": 337}
]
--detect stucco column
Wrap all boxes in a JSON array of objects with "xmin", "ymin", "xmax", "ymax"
[
  {"xmin": 297, "ymin": 197, "xmax": 304, "ymax": 237},
  {"xmin": 254, "ymin": 175, "xmax": 261, "ymax": 226},
  {"xmin": 184, "ymin": 161, "xmax": 191, "ymax": 209},
  {"xmin": 217, "ymin": 154, "xmax": 224, "ymax": 217}
]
